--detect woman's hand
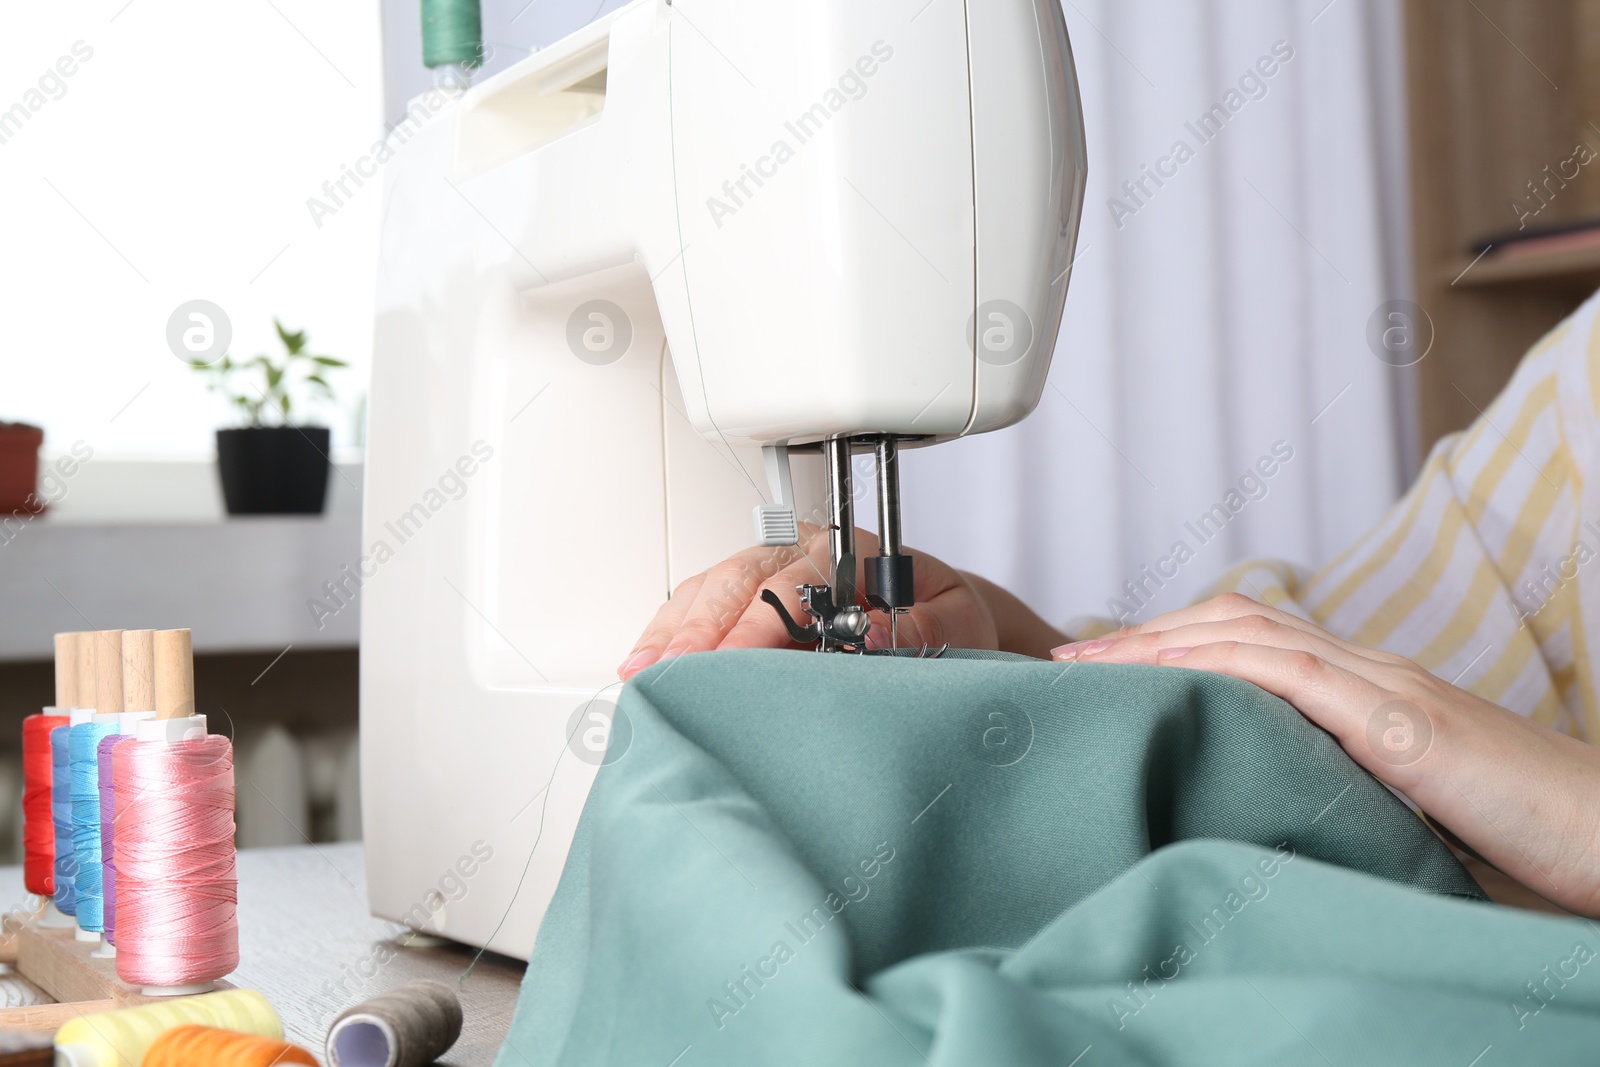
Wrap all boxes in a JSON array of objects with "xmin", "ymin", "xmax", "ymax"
[
  {"xmin": 1053, "ymin": 593, "xmax": 1600, "ymax": 917},
  {"xmin": 619, "ymin": 525, "xmax": 1004, "ymax": 678}
]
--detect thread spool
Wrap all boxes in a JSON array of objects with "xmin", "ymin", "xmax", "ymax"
[
  {"xmin": 145, "ymin": 1025, "xmax": 317, "ymax": 1066},
  {"xmin": 91, "ymin": 732, "xmax": 121, "ymax": 957},
  {"xmin": 69, "ymin": 713, "xmax": 117, "ymax": 941},
  {"xmin": 50, "ymin": 721, "xmax": 80, "ymax": 919},
  {"xmin": 25, "ymin": 634, "xmax": 75, "ymax": 912},
  {"xmin": 68, "ymin": 631, "xmax": 124, "ymax": 943},
  {"xmin": 113, "ymin": 628, "xmax": 239, "ymax": 995},
  {"xmin": 421, "ymin": 0, "xmax": 482, "ymax": 66},
  {"xmin": 53, "ymin": 988, "xmax": 281, "ymax": 1067},
  {"xmin": 422, "ymin": 0, "xmax": 481, "ymax": 90},
  {"xmin": 93, "ymin": 630, "xmax": 157, "ymax": 959},
  {"xmin": 54, "ymin": 631, "xmax": 98, "ymax": 921},
  {"xmin": 325, "ymin": 980, "xmax": 464, "ymax": 1067},
  {"xmin": 22, "ymin": 715, "xmax": 67, "ymax": 899},
  {"xmin": 25, "ymin": 633, "xmax": 75, "ymax": 902}
]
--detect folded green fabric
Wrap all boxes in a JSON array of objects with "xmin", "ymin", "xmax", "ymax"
[{"xmin": 498, "ymin": 651, "xmax": 1600, "ymax": 1066}]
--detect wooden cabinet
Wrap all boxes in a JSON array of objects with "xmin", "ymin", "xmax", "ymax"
[{"xmin": 1405, "ymin": 0, "xmax": 1600, "ymax": 449}]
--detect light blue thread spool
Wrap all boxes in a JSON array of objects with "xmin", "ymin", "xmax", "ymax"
[
  {"xmin": 69, "ymin": 719, "xmax": 118, "ymax": 932},
  {"xmin": 50, "ymin": 725, "xmax": 76, "ymax": 916}
]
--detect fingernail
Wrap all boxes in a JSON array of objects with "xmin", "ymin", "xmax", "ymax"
[
  {"xmin": 1159, "ymin": 647, "xmax": 1192, "ymax": 660},
  {"xmin": 619, "ymin": 649, "xmax": 660, "ymax": 677},
  {"xmin": 1051, "ymin": 638, "xmax": 1111, "ymax": 660}
]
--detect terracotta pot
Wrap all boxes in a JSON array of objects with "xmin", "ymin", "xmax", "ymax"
[
  {"xmin": 0, "ymin": 423, "xmax": 44, "ymax": 515},
  {"xmin": 216, "ymin": 426, "xmax": 331, "ymax": 515}
]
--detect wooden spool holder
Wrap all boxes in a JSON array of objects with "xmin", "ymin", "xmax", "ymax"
[
  {"xmin": 0, "ymin": 924, "xmax": 237, "ymax": 1031},
  {"xmin": 0, "ymin": 630, "xmax": 233, "ymax": 1033}
]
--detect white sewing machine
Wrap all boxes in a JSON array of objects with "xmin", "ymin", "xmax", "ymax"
[{"xmin": 362, "ymin": 0, "xmax": 1086, "ymax": 958}]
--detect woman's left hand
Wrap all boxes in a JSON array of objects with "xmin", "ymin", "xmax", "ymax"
[{"xmin": 1052, "ymin": 593, "xmax": 1600, "ymax": 917}]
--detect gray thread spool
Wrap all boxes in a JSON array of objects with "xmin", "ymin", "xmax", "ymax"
[{"xmin": 326, "ymin": 980, "xmax": 464, "ymax": 1067}]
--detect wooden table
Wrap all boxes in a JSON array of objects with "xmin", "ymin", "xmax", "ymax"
[{"xmin": 0, "ymin": 844, "xmax": 527, "ymax": 1065}]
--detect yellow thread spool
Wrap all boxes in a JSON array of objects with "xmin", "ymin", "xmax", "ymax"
[{"xmin": 53, "ymin": 988, "xmax": 282, "ymax": 1067}]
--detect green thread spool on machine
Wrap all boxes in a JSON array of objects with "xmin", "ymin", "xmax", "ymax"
[{"xmin": 422, "ymin": 0, "xmax": 483, "ymax": 89}]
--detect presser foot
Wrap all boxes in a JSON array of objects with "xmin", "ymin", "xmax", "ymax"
[
  {"xmin": 759, "ymin": 591, "xmax": 947, "ymax": 658},
  {"xmin": 760, "ymin": 586, "xmax": 870, "ymax": 653}
]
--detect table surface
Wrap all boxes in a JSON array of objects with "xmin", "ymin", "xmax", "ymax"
[{"xmin": 0, "ymin": 844, "xmax": 527, "ymax": 1066}]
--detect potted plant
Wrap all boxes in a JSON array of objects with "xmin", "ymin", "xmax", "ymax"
[
  {"xmin": 190, "ymin": 320, "xmax": 348, "ymax": 515},
  {"xmin": 0, "ymin": 421, "xmax": 45, "ymax": 515}
]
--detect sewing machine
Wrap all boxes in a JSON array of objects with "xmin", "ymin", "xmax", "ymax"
[{"xmin": 362, "ymin": 0, "xmax": 1086, "ymax": 958}]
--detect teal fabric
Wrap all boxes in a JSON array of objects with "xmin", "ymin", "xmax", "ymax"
[{"xmin": 497, "ymin": 651, "xmax": 1600, "ymax": 1066}]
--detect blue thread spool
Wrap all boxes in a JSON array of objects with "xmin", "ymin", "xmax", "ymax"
[
  {"xmin": 70, "ymin": 716, "xmax": 119, "ymax": 935},
  {"xmin": 50, "ymin": 723, "xmax": 77, "ymax": 916}
]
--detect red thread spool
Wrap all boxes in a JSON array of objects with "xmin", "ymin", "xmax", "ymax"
[
  {"xmin": 22, "ymin": 713, "xmax": 68, "ymax": 895},
  {"xmin": 28, "ymin": 632, "xmax": 81, "ymax": 898}
]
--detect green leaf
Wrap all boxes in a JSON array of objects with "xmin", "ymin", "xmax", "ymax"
[
  {"xmin": 266, "ymin": 365, "xmax": 283, "ymax": 390},
  {"xmin": 275, "ymin": 319, "xmax": 307, "ymax": 355},
  {"xmin": 280, "ymin": 394, "xmax": 291, "ymax": 417},
  {"xmin": 311, "ymin": 356, "xmax": 348, "ymax": 368}
]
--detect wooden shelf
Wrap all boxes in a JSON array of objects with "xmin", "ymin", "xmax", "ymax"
[
  {"xmin": 1405, "ymin": 0, "xmax": 1600, "ymax": 448},
  {"xmin": 1448, "ymin": 243, "xmax": 1600, "ymax": 288}
]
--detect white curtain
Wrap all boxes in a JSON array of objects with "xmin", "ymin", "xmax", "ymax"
[{"xmin": 900, "ymin": 0, "xmax": 1417, "ymax": 630}]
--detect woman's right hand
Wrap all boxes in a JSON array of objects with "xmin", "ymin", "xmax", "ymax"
[{"xmin": 617, "ymin": 524, "xmax": 1001, "ymax": 678}]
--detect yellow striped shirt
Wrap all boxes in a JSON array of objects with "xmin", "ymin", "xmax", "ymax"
[{"xmin": 1198, "ymin": 292, "xmax": 1600, "ymax": 741}]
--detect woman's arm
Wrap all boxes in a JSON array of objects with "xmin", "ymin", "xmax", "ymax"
[
  {"xmin": 1056, "ymin": 593, "xmax": 1600, "ymax": 917},
  {"xmin": 963, "ymin": 572, "xmax": 1070, "ymax": 660}
]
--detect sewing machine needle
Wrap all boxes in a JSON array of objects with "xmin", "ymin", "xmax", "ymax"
[{"xmin": 891, "ymin": 610, "xmax": 897, "ymax": 652}]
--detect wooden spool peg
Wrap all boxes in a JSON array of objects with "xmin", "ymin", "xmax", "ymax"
[
  {"xmin": 93, "ymin": 631, "xmax": 125, "ymax": 717},
  {"xmin": 73, "ymin": 634, "xmax": 96, "ymax": 716},
  {"xmin": 52, "ymin": 633, "xmax": 78, "ymax": 711},
  {"xmin": 121, "ymin": 631, "xmax": 156, "ymax": 716},
  {"xmin": 153, "ymin": 629, "xmax": 195, "ymax": 721},
  {"xmin": 139, "ymin": 629, "xmax": 216, "ymax": 995}
]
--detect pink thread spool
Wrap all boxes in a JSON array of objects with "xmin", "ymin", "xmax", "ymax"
[
  {"xmin": 112, "ymin": 629, "xmax": 239, "ymax": 996},
  {"xmin": 93, "ymin": 629, "xmax": 158, "ymax": 961}
]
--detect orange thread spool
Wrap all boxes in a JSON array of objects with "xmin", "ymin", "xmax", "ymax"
[{"xmin": 143, "ymin": 1025, "xmax": 317, "ymax": 1067}]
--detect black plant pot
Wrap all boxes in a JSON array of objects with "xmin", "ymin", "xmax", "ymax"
[{"xmin": 216, "ymin": 427, "xmax": 331, "ymax": 516}]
